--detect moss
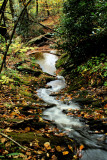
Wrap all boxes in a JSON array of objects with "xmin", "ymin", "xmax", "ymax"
[
  {"xmin": 92, "ymin": 100, "xmax": 107, "ymax": 108},
  {"xmin": 56, "ymin": 53, "xmax": 69, "ymax": 68},
  {"xmin": 9, "ymin": 131, "xmax": 74, "ymax": 149},
  {"xmin": 78, "ymin": 90, "xmax": 89, "ymax": 97},
  {"xmin": 19, "ymin": 90, "xmax": 32, "ymax": 97},
  {"xmin": 9, "ymin": 132, "xmax": 36, "ymax": 144},
  {"xmin": 58, "ymin": 69, "xmax": 65, "ymax": 76},
  {"xmin": 67, "ymin": 76, "xmax": 87, "ymax": 92}
]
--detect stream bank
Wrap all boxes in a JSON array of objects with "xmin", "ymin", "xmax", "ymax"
[
  {"xmin": 0, "ymin": 46, "xmax": 80, "ymax": 160},
  {"xmin": 35, "ymin": 51, "xmax": 107, "ymax": 160},
  {"xmin": 0, "ymin": 41, "xmax": 107, "ymax": 159}
]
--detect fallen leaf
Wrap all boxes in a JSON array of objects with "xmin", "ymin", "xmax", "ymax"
[
  {"xmin": 5, "ymin": 142, "xmax": 11, "ymax": 147},
  {"xmin": 73, "ymin": 155, "xmax": 78, "ymax": 159},
  {"xmin": 3, "ymin": 150, "xmax": 9, "ymax": 155},
  {"xmin": 1, "ymin": 138, "xmax": 7, "ymax": 143},
  {"xmin": 46, "ymin": 153, "xmax": 50, "ymax": 157},
  {"xmin": 55, "ymin": 146, "xmax": 62, "ymax": 152},
  {"xmin": 25, "ymin": 127, "xmax": 30, "ymax": 132},
  {"xmin": 80, "ymin": 87, "xmax": 85, "ymax": 91},
  {"xmin": 44, "ymin": 142, "xmax": 51, "ymax": 150},
  {"xmin": 26, "ymin": 152, "xmax": 31, "ymax": 156},
  {"xmin": 104, "ymin": 104, "xmax": 107, "ymax": 109},
  {"xmin": 51, "ymin": 155, "xmax": 57, "ymax": 160},
  {"xmin": 36, "ymin": 150, "xmax": 43, "ymax": 154},
  {"xmin": 5, "ymin": 127, "xmax": 13, "ymax": 133},
  {"xmin": 62, "ymin": 151, "xmax": 69, "ymax": 155},
  {"xmin": 39, "ymin": 117, "xmax": 44, "ymax": 122},
  {"xmin": 79, "ymin": 144, "xmax": 84, "ymax": 150},
  {"xmin": 68, "ymin": 145, "xmax": 73, "ymax": 152}
]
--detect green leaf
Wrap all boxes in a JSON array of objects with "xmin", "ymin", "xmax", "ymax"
[
  {"xmin": 104, "ymin": 81, "xmax": 107, "ymax": 87},
  {"xmin": 91, "ymin": 12, "xmax": 95, "ymax": 15},
  {"xmin": 7, "ymin": 152, "xmax": 21, "ymax": 156},
  {"xmin": 104, "ymin": 71, "xmax": 107, "ymax": 77},
  {"xmin": 0, "ymin": 155, "xmax": 5, "ymax": 158}
]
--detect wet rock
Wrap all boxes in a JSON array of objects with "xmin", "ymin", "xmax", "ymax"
[
  {"xmin": 27, "ymin": 33, "xmax": 52, "ymax": 46},
  {"xmin": 16, "ymin": 67, "xmax": 42, "ymax": 77},
  {"xmin": 97, "ymin": 135, "xmax": 106, "ymax": 142},
  {"xmin": 72, "ymin": 98, "xmax": 95, "ymax": 106},
  {"xmin": 86, "ymin": 118, "xmax": 107, "ymax": 133}
]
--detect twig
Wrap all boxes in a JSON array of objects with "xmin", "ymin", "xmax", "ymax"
[{"xmin": 0, "ymin": 132, "xmax": 27, "ymax": 151}]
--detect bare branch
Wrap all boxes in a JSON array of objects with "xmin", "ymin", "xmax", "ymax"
[{"xmin": 0, "ymin": 132, "xmax": 27, "ymax": 151}]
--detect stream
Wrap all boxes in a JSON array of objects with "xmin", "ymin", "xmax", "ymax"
[{"xmin": 36, "ymin": 51, "xmax": 107, "ymax": 160}]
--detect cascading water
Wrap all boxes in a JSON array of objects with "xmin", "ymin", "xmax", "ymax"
[
  {"xmin": 37, "ymin": 76, "xmax": 81, "ymax": 131},
  {"xmin": 36, "ymin": 51, "xmax": 107, "ymax": 160}
]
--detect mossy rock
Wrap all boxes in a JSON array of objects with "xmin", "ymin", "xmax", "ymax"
[
  {"xmin": 17, "ymin": 67, "xmax": 42, "ymax": 77},
  {"xmin": 9, "ymin": 131, "xmax": 77, "ymax": 160},
  {"xmin": 91, "ymin": 100, "xmax": 107, "ymax": 108},
  {"xmin": 9, "ymin": 132, "xmax": 36, "ymax": 144},
  {"xmin": 73, "ymin": 97, "xmax": 94, "ymax": 106},
  {"xmin": 56, "ymin": 53, "xmax": 69, "ymax": 68},
  {"xmin": 27, "ymin": 33, "xmax": 51, "ymax": 46},
  {"xmin": 67, "ymin": 76, "xmax": 88, "ymax": 91}
]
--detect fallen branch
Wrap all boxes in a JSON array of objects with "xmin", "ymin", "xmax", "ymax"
[
  {"xmin": 29, "ymin": 14, "xmax": 60, "ymax": 34},
  {"xmin": 0, "ymin": 132, "xmax": 27, "ymax": 151}
]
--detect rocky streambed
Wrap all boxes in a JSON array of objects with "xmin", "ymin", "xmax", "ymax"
[{"xmin": 35, "ymin": 50, "xmax": 107, "ymax": 160}]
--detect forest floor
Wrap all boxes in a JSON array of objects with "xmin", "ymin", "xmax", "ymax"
[
  {"xmin": 0, "ymin": 42, "xmax": 79, "ymax": 160},
  {"xmin": 0, "ymin": 16, "xmax": 107, "ymax": 160}
]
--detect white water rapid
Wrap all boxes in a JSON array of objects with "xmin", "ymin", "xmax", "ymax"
[
  {"xmin": 36, "ymin": 52, "xmax": 107, "ymax": 160},
  {"xmin": 37, "ymin": 76, "xmax": 81, "ymax": 131}
]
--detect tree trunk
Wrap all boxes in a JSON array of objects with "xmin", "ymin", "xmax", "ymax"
[
  {"xmin": 0, "ymin": 0, "xmax": 8, "ymax": 24},
  {"xmin": 9, "ymin": 0, "xmax": 15, "ymax": 21},
  {"xmin": 36, "ymin": 0, "xmax": 38, "ymax": 16},
  {"xmin": 22, "ymin": 0, "xmax": 29, "ymax": 20},
  {"xmin": 0, "ymin": 0, "xmax": 32, "ymax": 73},
  {"xmin": 45, "ymin": 0, "xmax": 50, "ymax": 17}
]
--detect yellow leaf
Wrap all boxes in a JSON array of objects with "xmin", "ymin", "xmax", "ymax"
[
  {"xmin": 73, "ymin": 155, "xmax": 78, "ymax": 159},
  {"xmin": 62, "ymin": 151, "xmax": 69, "ymax": 155},
  {"xmin": 1, "ymin": 138, "xmax": 7, "ymax": 143},
  {"xmin": 26, "ymin": 152, "xmax": 31, "ymax": 156},
  {"xmin": 36, "ymin": 150, "xmax": 43, "ymax": 154},
  {"xmin": 55, "ymin": 146, "xmax": 62, "ymax": 152},
  {"xmin": 3, "ymin": 150, "xmax": 9, "ymax": 155},
  {"xmin": 44, "ymin": 142, "xmax": 51, "ymax": 150},
  {"xmin": 5, "ymin": 127, "xmax": 13, "ymax": 133},
  {"xmin": 25, "ymin": 127, "xmax": 30, "ymax": 132},
  {"xmin": 51, "ymin": 155, "xmax": 57, "ymax": 160},
  {"xmin": 69, "ymin": 138, "xmax": 74, "ymax": 142},
  {"xmin": 80, "ymin": 87, "xmax": 85, "ymax": 91},
  {"xmin": 5, "ymin": 142, "xmax": 11, "ymax": 147},
  {"xmin": 46, "ymin": 153, "xmax": 50, "ymax": 157},
  {"xmin": 39, "ymin": 117, "xmax": 43, "ymax": 122},
  {"xmin": 68, "ymin": 145, "xmax": 73, "ymax": 152}
]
